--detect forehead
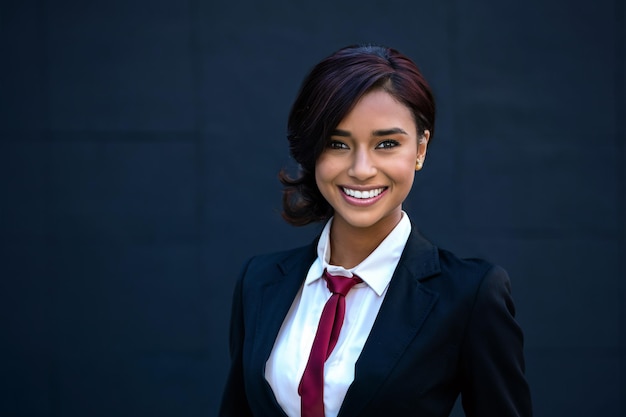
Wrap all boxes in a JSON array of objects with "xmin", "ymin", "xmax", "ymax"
[{"xmin": 336, "ymin": 90, "xmax": 417, "ymax": 134}]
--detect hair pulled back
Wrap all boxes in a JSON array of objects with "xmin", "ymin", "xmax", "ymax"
[{"xmin": 279, "ymin": 44, "xmax": 436, "ymax": 226}]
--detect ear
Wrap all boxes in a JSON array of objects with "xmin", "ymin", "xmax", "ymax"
[{"xmin": 415, "ymin": 130, "xmax": 430, "ymax": 171}]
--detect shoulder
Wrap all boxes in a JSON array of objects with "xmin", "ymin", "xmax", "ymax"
[
  {"xmin": 237, "ymin": 241, "xmax": 318, "ymax": 288},
  {"xmin": 425, "ymin": 247, "xmax": 514, "ymax": 318},
  {"xmin": 244, "ymin": 241, "xmax": 317, "ymax": 272},
  {"xmin": 404, "ymin": 230, "xmax": 511, "ymax": 306},
  {"xmin": 437, "ymin": 248, "xmax": 507, "ymax": 283},
  {"xmin": 402, "ymin": 228, "xmax": 508, "ymax": 292}
]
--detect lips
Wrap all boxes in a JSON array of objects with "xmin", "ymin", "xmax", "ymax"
[
  {"xmin": 342, "ymin": 187, "xmax": 386, "ymax": 199},
  {"xmin": 340, "ymin": 186, "xmax": 387, "ymax": 206}
]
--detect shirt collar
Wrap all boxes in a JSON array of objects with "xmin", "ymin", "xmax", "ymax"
[{"xmin": 305, "ymin": 212, "xmax": 412, "ymax": 296}]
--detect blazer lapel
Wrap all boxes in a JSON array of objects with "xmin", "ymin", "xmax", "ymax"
[
  {"xmin": 339, "ymin": 228, "xmax": 441, "ymax": 417},
  {"xmin": 250, "ymin": 242, "xmax": 317, "ymax": 414}
]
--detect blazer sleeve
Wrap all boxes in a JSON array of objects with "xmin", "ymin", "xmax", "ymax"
[
  {"xmin": 459, "ymin": 265, "xmax": 533, "ymax": 417},
  {"xmin": 219, "ymin": 259, "xmax": 254, "ymax": 417}
]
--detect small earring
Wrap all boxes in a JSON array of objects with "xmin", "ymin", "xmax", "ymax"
[{"xmin": 416, "ymin": 158, "xmax": 423, "ymax": 170}]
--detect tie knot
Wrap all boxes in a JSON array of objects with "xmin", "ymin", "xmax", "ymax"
[{"xmin": 323, "ymin": 269, "xmax": 362, "ymax": 296}]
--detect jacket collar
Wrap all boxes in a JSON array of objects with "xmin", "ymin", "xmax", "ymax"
[
  {"xmin": 254, "ymin": 228, "xmax": 440, "ymax": 416},
  {"xmin": 339, "ymin": 227, "xmax": 441, "ymax": 417}
]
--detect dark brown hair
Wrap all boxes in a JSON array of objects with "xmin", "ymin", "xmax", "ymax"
[{"xmin": 279, "ymin": 44, "xmax": 436, "ymax": 226}]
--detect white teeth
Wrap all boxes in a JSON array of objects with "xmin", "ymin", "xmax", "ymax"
[{"xmin": 342, "ymin": 187, "xmax": 385, "ymax": 199}]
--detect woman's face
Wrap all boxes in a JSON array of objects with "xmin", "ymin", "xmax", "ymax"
[{"xmin": 315, "ymin": 89, "xmax": 429, "ymax": 235}]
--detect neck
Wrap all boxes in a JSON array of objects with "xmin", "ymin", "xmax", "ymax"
[{"xmin": 328, "ymin": 213, "xmax": 402, "ymax": 269}]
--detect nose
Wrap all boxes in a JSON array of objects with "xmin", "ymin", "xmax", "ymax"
[{"xmin": 348, "ymin": 149, "xmax": 377, "ymax": 180}]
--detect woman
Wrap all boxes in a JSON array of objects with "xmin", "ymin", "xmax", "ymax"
[{"xmin": 220, "ymin": 44, "xmax": 532, "ymax": 417}]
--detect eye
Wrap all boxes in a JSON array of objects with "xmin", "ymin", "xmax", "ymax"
[
  {"xmin": 328, "ymin": 140, "xmax": 349, "ymax": 150},
  {"xmin": 375, "ymin": 140, "xmax": 399, "ymax": 149}
]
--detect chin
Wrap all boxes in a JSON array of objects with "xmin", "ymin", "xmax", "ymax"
[{"xmin": 336, "ymin": 212, "xmax": 388, "ymax": 230}]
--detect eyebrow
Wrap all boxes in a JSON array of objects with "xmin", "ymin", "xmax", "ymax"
[{"xmin": 331, "ymin": 127, "xmax": 409, "ymax": 137}]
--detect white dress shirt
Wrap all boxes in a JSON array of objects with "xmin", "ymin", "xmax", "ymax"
[{"xmin": 265, "ymin": 212, "xmax": 412, "ymax": 417}]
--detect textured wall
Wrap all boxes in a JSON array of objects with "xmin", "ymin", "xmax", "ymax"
[{"xmin": 1, "ymin": 0, "xmax": 624, "ymax": 416}]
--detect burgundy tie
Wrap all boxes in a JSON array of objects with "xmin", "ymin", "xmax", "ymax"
[{"xmin": 298, "ymin": 269, "xmax": 362, "ymax": 417}]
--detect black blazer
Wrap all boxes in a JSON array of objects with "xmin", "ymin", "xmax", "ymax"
[{"xmin": 220, "ymin": 228, "xmax": 532, "ymax": 417}]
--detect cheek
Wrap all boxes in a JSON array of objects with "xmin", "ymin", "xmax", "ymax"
[
  {"xmin": 314, "ymin": 158, "xmax": 332, "ymax": 194},
  {"xmin": 314, "ymin": 155, "xmax": 336, "ymax": 183},
  {"xmin": 396, "ymin": 170, "xmax": 416, "ymax": 189},
  {"xmin": 391, "ymin": 154, "xmax": 418, "ymax": 182}
]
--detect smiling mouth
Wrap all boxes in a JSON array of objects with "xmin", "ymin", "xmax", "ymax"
[{"xmin": 342, "ymin": 187, "xmax": 387, "ymax": 199}]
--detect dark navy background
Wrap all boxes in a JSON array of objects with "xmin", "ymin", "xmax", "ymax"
[{"xmin": 1, "ymin": 0, "xmax": 624, "ymax": 416}]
